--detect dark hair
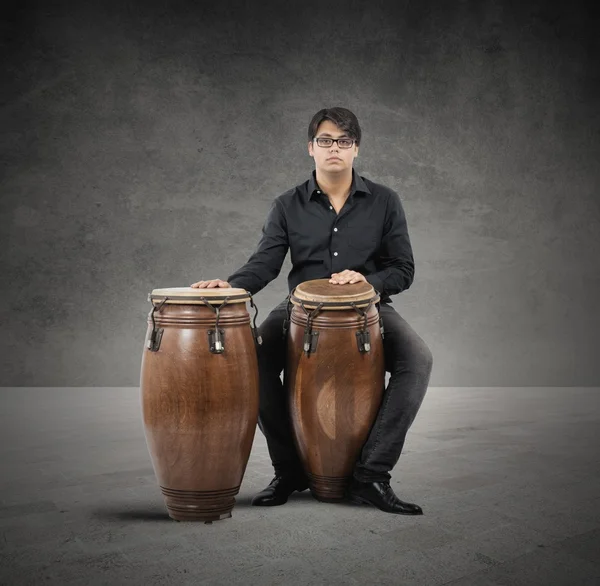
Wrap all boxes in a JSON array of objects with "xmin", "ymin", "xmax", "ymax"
[{"xmin": 308, "ymin": 107, "xmax": 362, "ymax": 146}]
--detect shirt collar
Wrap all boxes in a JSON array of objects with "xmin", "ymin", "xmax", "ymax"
[{"xmin": 306, "ymin": 169, "xmax": 371, "ymax": 200}]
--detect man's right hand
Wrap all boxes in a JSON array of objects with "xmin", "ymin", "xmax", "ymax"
[{"xmin": 190, "ymin": 279, "xmax": 231, "ymax": 288}]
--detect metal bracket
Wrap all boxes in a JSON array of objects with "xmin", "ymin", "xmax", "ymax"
[
  {"xmin": 379, "ymin": 316, "xmax": 385, "ymax": 339},
  {"xmin": 249, "ymin": 296, "xmax": 262, "ymax": 346},
  {"xmin": 356, "ymin": 329, "xmax": 371, "ymax": 353},
  {"xmin": 147, "ymin": 327, "xmax": 164, "ymax": 352},
  {"xmin": 303, "ymin": 330, "xmax": 319, "ymax": 354},
  {"xmin": 298, "ymin": 300, "xmax": 323, "ymax": 355},
  {"xmin": 147, "ymin": 298, "xmax": 168, "ymax": 352},
  {"xmin": 208, "ymin": 329, "xmax": 225, "ymax": 354}
]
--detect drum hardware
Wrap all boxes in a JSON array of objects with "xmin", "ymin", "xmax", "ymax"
[
  {"xmin": 198, "ymin": 296, "xmax": 230, "ymax": 354},
  {"xmin": 286, "ymin": 279, "xmax": 384, "ymax": 501},
  {"xmin": 146, "ymin": 297, "xmax": 168, "ymax": 352},
  {"xmin": 248, "ymin": 296, "xmax": 262, "ymax": 346},
  {"xmin": 141, "ymin": 286, "xmax": 259, "ymax": 521},
  {"xmin": 206, "ymin": 328, "xmax": 225, "ymax": 353},
  {"xmin": 350, "ymin": 300, "xmax": 374, "ymax": 353},
  {"xmin": 375, "ymin": 301, "xmax": 385, "ymax": 339},
  {"xmin": 298, "ymin": 301, "xmax": 324, "ymax": 355}
]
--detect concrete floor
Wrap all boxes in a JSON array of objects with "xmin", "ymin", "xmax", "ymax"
[{"xmin": 0, "ymin": 387, "xmax": 599, "ymax": 586}]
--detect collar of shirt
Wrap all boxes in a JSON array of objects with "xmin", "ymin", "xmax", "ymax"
[{"xmin": 305, "ymin": 169, "xmax": 372, "ymax": 201}]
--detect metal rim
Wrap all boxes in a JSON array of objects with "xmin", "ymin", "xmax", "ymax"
[{"xmin": 289, "ymin": 291, "xmax": 379, "ymax": 309}]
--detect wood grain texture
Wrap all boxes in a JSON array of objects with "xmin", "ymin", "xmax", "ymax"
[
  {"xmin": 286, "ymin": 302, "xmax": 385, "ymax": 501},
  {"xmin": 140, "ymin": 301, "xmax": 259, "ymax": 521}
]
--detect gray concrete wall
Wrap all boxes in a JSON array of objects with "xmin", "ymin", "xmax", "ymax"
[{"xmin": 1, "ymin": 0, "xmax": 598, "ymax": 386}]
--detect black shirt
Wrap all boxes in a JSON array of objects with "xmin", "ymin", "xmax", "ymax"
[{"xmin": 226, "ymin": 169, "xmax": 415, "ymax": 304}]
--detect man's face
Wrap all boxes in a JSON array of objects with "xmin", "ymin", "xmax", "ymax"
[{"xmin": 308, "ymin": 120, "xmax": 359, "ymax": 174}]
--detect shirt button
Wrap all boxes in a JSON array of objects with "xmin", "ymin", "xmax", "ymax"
[
  {"xmin": 333, "ymin": 252, "xmax": 338, "ymax": 256},
  {"xmin": 333, "ymin": 228, "xmax": 338, "ymax": 232},
  {"xmin": 329, "ymin": 206, "xmax": 333, "ymax": 210},
  {"xmin": 317, "ymin": 190, "xmax": 321, "ymax": 194}
]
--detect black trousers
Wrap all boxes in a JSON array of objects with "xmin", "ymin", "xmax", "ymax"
[{"xmin": 256, "ymin": 298, "xmax": 433, "ymax": 483}]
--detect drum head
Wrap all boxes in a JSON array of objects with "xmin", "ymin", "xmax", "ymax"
[
  {"xmin": 149, "ymin": 286, "xmax": 250, "ymax": 305},
  {"xmin": 291, "ymin": 279, "xmax": 379, "ymax": 309}
]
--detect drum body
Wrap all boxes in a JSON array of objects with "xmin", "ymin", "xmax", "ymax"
[
  {"xmin": 140, "ymin": 287, "xmax": 259, "ymax": 522},
  {"xmin": 286, "ymin": 279, "xmax": 385, "ymax": 501}
]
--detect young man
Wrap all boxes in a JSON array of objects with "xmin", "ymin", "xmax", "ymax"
[{"xmin": 191, "ymin": 107, "xmax": 433, "ymax": 515}]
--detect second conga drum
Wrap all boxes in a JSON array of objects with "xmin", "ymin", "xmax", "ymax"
[
  {"xmin": 286, "ymin": 279, "xmax": 385, "ymax": 501},
  {"xmin": 140, "ymin": 287, "xmax": 260, "ymax": 522}
]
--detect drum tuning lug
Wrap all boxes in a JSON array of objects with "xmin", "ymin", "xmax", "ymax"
[
  {"xmin": 356, "ymin": 330, "xmax": 371, "ymax": 353},
  {"xmin": 303, "ymin": 329, "xmax": 319, "ymax": 354},
  {"xmin": 147, "ymin": 327, "xmax": 164, "ymax": 352},
  {"xmin": 379, "ymin": 317, "xmax": 385, "ymax": 339},
  {"xmin": 252, "ymin": 327, "xmax": 263, "ymax": 346},
  {"xmin": 208, "ymin": 329, "xmax": 226, "ymax": 354}
]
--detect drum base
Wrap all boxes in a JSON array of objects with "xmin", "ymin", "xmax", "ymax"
[
  {"xmin": 307, "ymin": 473, "xmax": 351, "ymax": 502},
  {"xmin": 311, "ymin": 492, "xmax": 345, "ymax": 503},
  {"xmin": 168, "ymin": 509, "xmax": 233, "ymax": 523},
  {"xmin": 161, "ymin": 485, "xmax": 238, "ymax": 522}
]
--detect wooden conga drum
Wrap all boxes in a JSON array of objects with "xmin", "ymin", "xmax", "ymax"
[
  {"xmin": 140, "ymin": 287, "xmax": 260, "ymax": 522},
  {"xmin": 286, "ymin": 279, "xmax": 385, "ymax": 502}
]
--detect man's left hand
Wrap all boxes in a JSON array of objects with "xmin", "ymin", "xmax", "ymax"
[{"xmin": 329, "ymin": 270, "xmax": 367, "ymax": 285}]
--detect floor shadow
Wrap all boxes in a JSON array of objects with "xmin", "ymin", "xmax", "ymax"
[
  {"xmin": 90, "ymin": 490, "xmax": 363, "ymax": 521},
  {"xmin": 234, "ymin": 489, "xmax": 365, "ymax": 509},
  {"xmin": 92, "ymin": 508, "xmax": 172, "ymax": 522}
]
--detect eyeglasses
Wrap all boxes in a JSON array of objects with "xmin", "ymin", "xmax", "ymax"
[{"xmin": 313, "ymin": 137, "xmax": 356, "ymax": 149}]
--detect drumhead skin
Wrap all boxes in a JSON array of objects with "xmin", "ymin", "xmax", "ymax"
[
  {"xmin": 291, "ymin": 278, "xmax": 379, "ymax": 309},
  {"xmin": 149, "ymin": 286, "xmax": 250, "ymax": 305}
]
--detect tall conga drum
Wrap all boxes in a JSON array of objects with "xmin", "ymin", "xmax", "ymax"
[
  {"xmin": 286, "ymin": 279, "xmax": 385, "ymax": 502},
  {"xmin": 140, "ymin": 287, "xmax": 260, "ymax": 522}
]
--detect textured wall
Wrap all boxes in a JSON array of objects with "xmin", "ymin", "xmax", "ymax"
[{"xmin": 1, "ymin": 0, "xmax": 598, "ymax": 386}]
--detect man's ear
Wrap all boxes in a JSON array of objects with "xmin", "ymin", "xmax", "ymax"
[{"xmin": 308, "ymin": 141, "xmax": 314, "ymax": 157}]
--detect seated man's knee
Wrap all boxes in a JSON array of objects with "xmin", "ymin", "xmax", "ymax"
[{"xmin": 419, "ymin": 342, "xmax": 433, "ymax": 374}]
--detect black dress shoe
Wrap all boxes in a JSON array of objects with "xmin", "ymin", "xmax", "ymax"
[
  {"xmin": 251, "ymin": 475, "xmax": 310, "ymax": 506},
  {"xmin": 346, "ymin": 479, "xmax": 423, "ymax": 515}
]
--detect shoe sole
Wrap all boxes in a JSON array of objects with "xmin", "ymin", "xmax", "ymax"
[
  {"xmin": 251, "ymin": 487, "xmax": 309, "ymax": 507},
  {"xmin": 347, "ymin": 493, "xmax": 423, "ymax": 515}
]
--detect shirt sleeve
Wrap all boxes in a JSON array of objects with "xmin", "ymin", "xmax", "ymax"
[
  {"xmin": 365, "ymin": 191, "xmax": 415, "ymax": 298},
  {"xmin": 226, "ymin": 198, "xmax": 289, "ymax": 295}
]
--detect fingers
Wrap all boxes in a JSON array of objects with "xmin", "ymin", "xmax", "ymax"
[
  {"xmin": 190, "ymin": 279, "xmax": 230, "ymax": 288},
  {"xmin": 329, "ymin": 271, "xmax": 366, "ymax": 284},
  {"xmin": 329, "ymin": 270, "xmax": 365, "ymax": 285}
]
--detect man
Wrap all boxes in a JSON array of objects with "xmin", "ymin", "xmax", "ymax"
[{"xmin": 191, "ymin": 107, "xmax": 433, "ymax": 515}]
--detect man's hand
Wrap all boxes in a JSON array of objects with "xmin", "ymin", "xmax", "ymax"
[
  {"xmin": 190, "ymin": 279, "xmax": 231, "ymax": 288},
  {"xmin": 329, "ymin": 270, "xmax": 367, "ymax": 285}
]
